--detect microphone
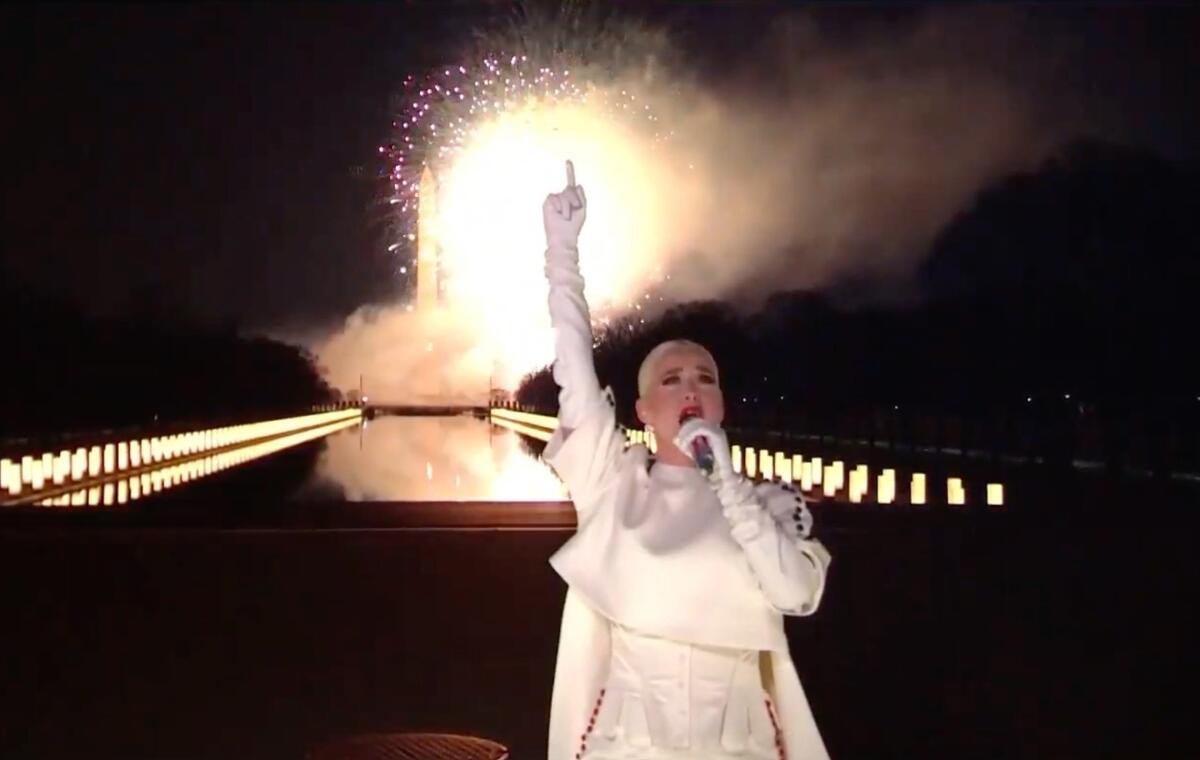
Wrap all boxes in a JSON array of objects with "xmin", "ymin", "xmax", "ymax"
[{"xmin": 679, "ymin": 408, "xmax": 715, "ymax": 474}]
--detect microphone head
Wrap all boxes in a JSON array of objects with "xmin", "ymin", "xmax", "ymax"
[{"xmin": 678, "ymin": 406, "xmax": 714, "ymax": 473}]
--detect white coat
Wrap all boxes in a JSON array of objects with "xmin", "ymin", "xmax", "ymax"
[
  {"xmin": 542, "ymin": 394, "xmax": 832, "ymax": 760},
  {"xmin": 541, "ymin": 220, "xmax": 832, "ymax": 760}
]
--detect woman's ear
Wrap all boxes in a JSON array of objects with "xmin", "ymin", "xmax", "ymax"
[{"xmin": 635, "ymin": 397, "xmax": 648, "ymax": 426}]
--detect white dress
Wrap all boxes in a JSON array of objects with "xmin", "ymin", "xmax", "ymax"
[
  {"xmin": 583, "ymin": 623, "xmax": 781, "ymax": 760},
  {"xmin": 543, "ymin": 238, "xmax": 832, "ymax": 760}
]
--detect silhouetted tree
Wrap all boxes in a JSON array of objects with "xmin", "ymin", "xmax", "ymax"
[{"xmin": 0, "ymin": 269, "xmax": 335, "ymax": 440}]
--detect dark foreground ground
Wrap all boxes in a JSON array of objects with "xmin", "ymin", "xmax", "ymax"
[{"xmin": 0, "ymin": 472, "xmax": 1196, "ymax": 760}]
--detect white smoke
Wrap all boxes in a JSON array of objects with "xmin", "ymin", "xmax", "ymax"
[
  {"xmin": 310, "ymin": 415, "xmax": 566, "ymax": 500},
  {"xmin": 312, "ymin": 304, "xmax": 498, "ymax": 404},
  {"xmin": 311, "ymin": 6, "xmax": 1081, "ymax": 402},
  {"xmin": 650, "ymin": 5, "xmax": 1072, "ymax": 303}
]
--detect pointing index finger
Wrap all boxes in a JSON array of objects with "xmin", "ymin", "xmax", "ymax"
[{"xmin": 565, "ymin": 159, "xmax": 576, "ymax": 188}]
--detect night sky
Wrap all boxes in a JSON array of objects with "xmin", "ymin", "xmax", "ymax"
[{"xmin": 3, "ymin": 2, "xmax": 1197, "ymax": 334}]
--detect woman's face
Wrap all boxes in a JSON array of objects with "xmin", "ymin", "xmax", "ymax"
[{"xmin": 635, "ymin": 347, "xmax": 725, "ymax": 457}]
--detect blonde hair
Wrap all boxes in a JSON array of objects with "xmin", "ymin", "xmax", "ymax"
[{"xmin": 636, "ymin": 340, "xmax": 719, "ymax": 398}]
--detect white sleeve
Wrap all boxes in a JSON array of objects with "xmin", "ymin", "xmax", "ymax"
[
  {"xmin": 754, "ymin": 480, "xmax": 814, "ymax": 540},
  {"xmin": 542, "ymin": 389, "xmax": 625, "ymax": 523},
  {"xmin": 542, "ymin": 242, "xmax": 623, "ymax": 519},
  {"xmin": 722, "ymin": 481, "xmax": 831, "ymax": 616},
  {"xmin": 544, "ymin": 242, "xmax": 604, "ymax": 431}
]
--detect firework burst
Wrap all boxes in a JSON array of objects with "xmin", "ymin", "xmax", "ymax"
[
  {"xmin": 374, "ymin": 2, "xmax": 692, "ymax": 386},
  {"xmin": 379, "ymin": 1, "xmax": 675, "ymax": 278}
]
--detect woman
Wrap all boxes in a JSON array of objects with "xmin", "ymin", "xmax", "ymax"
[{"xmin": 542, "ymin": 162, "xmax": 832, "ymax": 760}]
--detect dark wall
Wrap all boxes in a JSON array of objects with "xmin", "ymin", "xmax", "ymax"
[{"xmin": 0, "ymin": 476, "xmax": 1194, "ymax": 759}]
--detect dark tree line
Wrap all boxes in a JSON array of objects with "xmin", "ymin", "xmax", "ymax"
[{"xmin": 0, "ymin": 279, "xmax": 335, "ymax": 442}]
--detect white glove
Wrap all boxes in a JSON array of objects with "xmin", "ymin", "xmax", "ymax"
[
  {"xmin": 543, "ymin": 160, "xmax": 587, "ymax": 254},
  {"xmin": 755, "ymin": 481, "xmax": 814, "ymax": 540},
  {"xmin": 674, "ymin": 418, "xmax": 764, "ymax": 542},
  {"xmin": 673, "ymin": 417, "xmax": 734, "ymax": 480}
]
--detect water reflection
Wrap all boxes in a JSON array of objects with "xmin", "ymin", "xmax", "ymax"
[{"xmin": 309, "ymin": 415, "xmax": 567, "ymax": 501}]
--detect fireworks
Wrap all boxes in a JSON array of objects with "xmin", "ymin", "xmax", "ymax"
[
  {"xmin": 381, "ymin": 2, "xmax": 673, "ymax": 249},
  {"xmin": 380, "ymin": 52, "xmax": 665, "ymax": 262},
  {"xmin": 379, "ymin": 2, "xmax": 681, "ymax": 267},
  {"xmin": 375, "ymin": 2, "xmax": 687, "ymax": 386}
]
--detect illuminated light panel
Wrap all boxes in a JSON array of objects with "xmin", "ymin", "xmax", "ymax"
[
  {"xmin": 489, "ymin": 414, "xmax": 554, "ymax": 443},
  {"xmin": 760, "ymin": 449, "xmax": 773, "ymax": 481},
  {"xmin": 878, "ymin": 468, "xmax": 896, "ymax": 505},
  {"xmin": 911, "ymin": 473, "xmax": 927, "ymax": 505},
  {"xmin": 53, "ymin": 452, "xmax": 68, "ymax": 486},
  {"xmin": 490, "ymin": 408, "xmax": 558, "ymax": 431},
  {"xmin": 987, "ymin": 483, "xmax": 1005, "ymax": 507},
  {"xmin": 848, "ymin": 465, "xmax": 868, "ymax": 504},
  {"xmin": 2, "ymin": 409, "xmax": 362, "ymax": 507},
  {"xmin": 51, "ymin": 415, "xmax": 360, "ymax": 508},
  {"xmin": 822, "ymin": 465, "xmax": 837, "ymax": 498},
  {"xmin": 779, "ymin": 456, "xmax": 793, "ymax": 485},
  {"xmin": 948, "ymin": 477, "xmax": 966, "ymax": 506}
]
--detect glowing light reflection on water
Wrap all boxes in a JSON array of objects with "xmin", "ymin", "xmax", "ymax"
[{"xmin": 309, "ymin": 415, "xmax": 567, "ymax": 501}]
